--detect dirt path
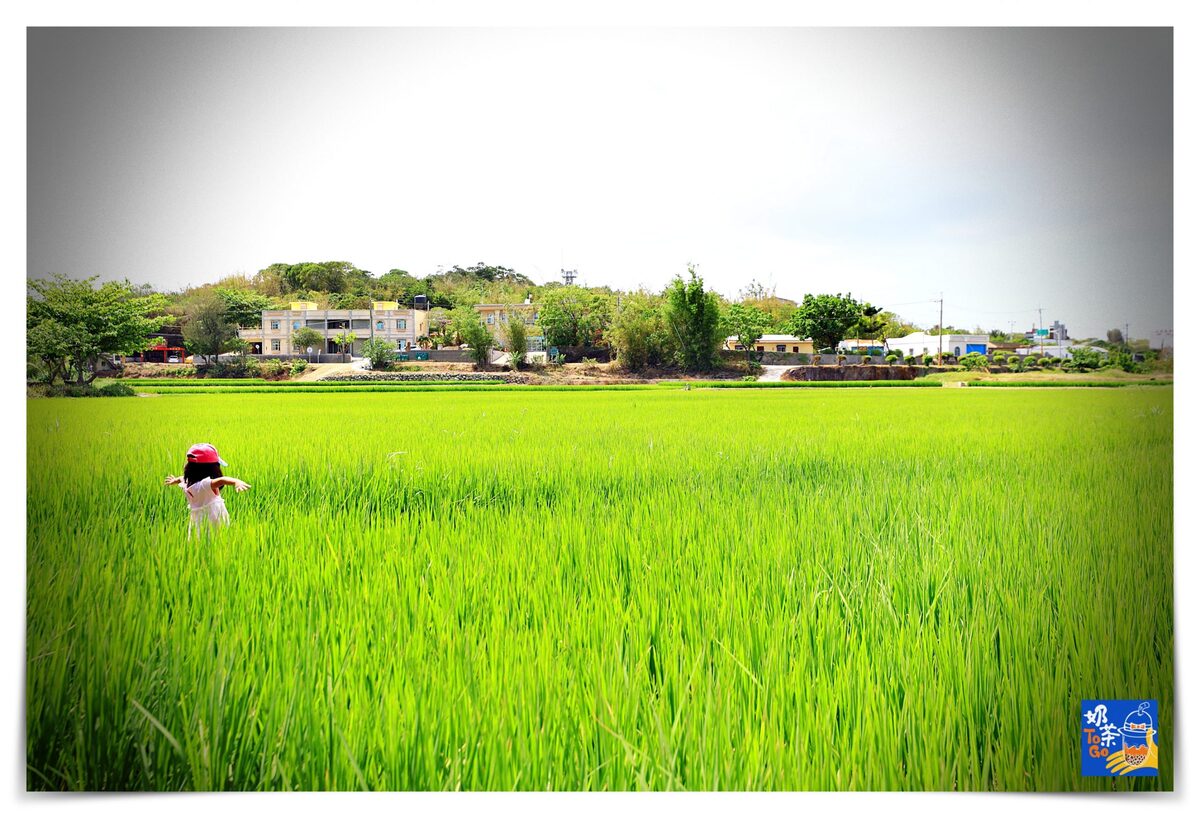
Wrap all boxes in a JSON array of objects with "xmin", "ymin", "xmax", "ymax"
[
  {"xmin": 758, "ymin": 365, "xmax": 791, "ymax": 383},
  {"xmin": 293, "ymin": 363, "xmax": 357, "ymax": 382}
]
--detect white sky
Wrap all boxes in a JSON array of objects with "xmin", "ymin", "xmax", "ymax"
[{"xmin": 28, "ymin": 27, "xmax": 1172, "ymax": 339}]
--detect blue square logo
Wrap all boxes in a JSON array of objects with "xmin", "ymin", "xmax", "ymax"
[{"xmin": 1081, "ymin": 700, "xmax": 1159, "ymax": 776}]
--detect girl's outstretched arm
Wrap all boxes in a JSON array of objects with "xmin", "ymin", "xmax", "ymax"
[
  {"xmin": 212, "ymin": 476, "xmax": 252, "ymax": 492},
  {"xmin": 164, "ymin": 475, "xmax": 183, "ymax": 486}
]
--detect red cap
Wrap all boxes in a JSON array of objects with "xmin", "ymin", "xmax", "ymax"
[{"xmin": 186, "ymin": 443, "xmax": 227, "ymax": 466}]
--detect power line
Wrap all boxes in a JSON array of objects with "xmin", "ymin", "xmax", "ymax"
[
  {"xmin": 945, "ymin": 303, "xmax": 1049, "ymax": 317},
  {"xmin": 876, "ymin": 298, "xmax": 944, "ymax": 310}
]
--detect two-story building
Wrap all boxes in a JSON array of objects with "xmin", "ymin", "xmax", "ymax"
[
  {"xmin": 475, "ymin": 303, "xmax": 545, "ymax": 351},
  {"xmin": 239, "ymin": 301, "xmax": 429, "ymax": 357}
]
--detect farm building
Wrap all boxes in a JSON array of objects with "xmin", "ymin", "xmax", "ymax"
[
  {"xmin": 885, "ymin": 332, "xmax": 989, "ymax": 358},
  {"xmin": 1013, "ymin": 342, "xmax": 1108, "ymax": 359},
  {"xmin": 725, "ymin": 335, "xmax": 814, "ymax": 354}
]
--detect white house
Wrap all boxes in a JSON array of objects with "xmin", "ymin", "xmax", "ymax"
[
  {"xmin": 885, "ymin": 332, "xmax": 989, "ymax": 358},
  {"xmin": 1015, "ymin": 342, "xmax": 1108, "ymax": 359}
]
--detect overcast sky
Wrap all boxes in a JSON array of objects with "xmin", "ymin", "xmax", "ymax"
[{"xmin": 28, "ymin": 27, "xmax": 1172, "ymax": 340}]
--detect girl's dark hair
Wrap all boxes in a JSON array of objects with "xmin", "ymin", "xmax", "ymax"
[{"xmin": 183, "ymin": 461, "xmax": 224, "ymax": 486}]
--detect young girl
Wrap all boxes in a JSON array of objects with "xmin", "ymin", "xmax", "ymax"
[{"xmin": 164, "ymin": 443, "xmax": 251, "ymax": 537}]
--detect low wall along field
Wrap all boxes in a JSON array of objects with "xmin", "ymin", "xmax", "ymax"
[
  {"xmin": 782, "ymin": 364, "xmax": 923, "ymax": 381},
  {"xmin": 25, "ymin": 388, "xmax": 1173, "ymax": 791}
]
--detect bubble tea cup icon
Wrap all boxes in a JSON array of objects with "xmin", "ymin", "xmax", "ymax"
[{"xmin": 1119, "ymin": 702, "xmax": 1155, "ymax": 768}]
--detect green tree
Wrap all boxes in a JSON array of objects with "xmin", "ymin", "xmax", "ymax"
[
  {"xmin": 292, "ymin": 326, "xmax": 323, "ymax": 355},
  {"xmin": 27, "ymin": 276, "xmax": 168, "ymax": 385},
  {"xmin": 1065, "ymin": 347, "xmax": 1105, "ymax": 372},
  {"xmin": 443, "ymin": 262, "xmax": 533, "ymax": 286},
  {"xmin": 849, "ymin": 304, "xmax": 889, "ymax": 346},
  {"xmin": 606, "ymin": 291, "xmax": 673, "ymax": 372},
  {"xmin": 663, "ymin": 267, "xmax": 721, "ymax": 372},
  {"xmin": 737, "ymin": 280, "xmax": 797, "ymax": 330},
  {"xmin": 459, "ymin": 319, "xmax": 494, "ymax": 368},
  {"xmin": 26, "ymin": 319, "xmax": 79, "ymax": 384},
  {"xmin": 788, "ymin": 293, "xmax": 864, "ymax": 354},
  {"xmin": 537, "ymin": 286, "xmax": 612, "ymax": 347},
  {"xmin": 225, "ymin": 337, "xmax": 250, "ymax": 358},
  {"xmin": 375, "ymin": 269, "xmax": 431, "ymax": 305},
  {"xmin": 425, "ymin": 308, "xmax": 453, "ymax": 345},
  {"xmin": 449, "ymin": 306, "xmax": 485, "ymax": 347},
  {"xmin": 503, "ymin": 312, "xmax": 529, "ymax": 368},
  {"xmin": 216, "ymin": 288, "xmax": 270, "ymax": 328},
  {"xmin": 332, "ymin": 331, "xmax": 357, "ymax": 362},
  {"xmin": 327, "ymin": 292, "xmax": 371, "ymax": 310},
  {"xmin": 360, "ymin": 338, "xmax": 395, "ymax": 370},
  {"xmin": 1107, "ymin": 328, "xmax": 1125, "ymax": 346},
  {"xmin": 182, "ymin": 297, "xmax": 239, "ymax": 366},
  {"xmin": 280, "ymin": 261, "xmax": 364, "ymax": 293},
  {"xmin": 720, "ymin": 303, "xmax": 772, "ymax": 363}
]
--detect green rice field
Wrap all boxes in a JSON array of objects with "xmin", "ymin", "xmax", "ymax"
[{"xmin": 25, "ymin": 388, "xmax": 1173, "ymax": 791}]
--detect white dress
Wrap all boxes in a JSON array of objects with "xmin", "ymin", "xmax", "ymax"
[{"xmin": 180, "ymin": 476, "xmax": 230, "ymax": 536}]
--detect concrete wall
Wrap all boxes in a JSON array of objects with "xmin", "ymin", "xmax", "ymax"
[
  {"xmin": 546, "ymin": 345, "xmax": 612, "ymax": 363},
  {"xmin": 416, "ymin": 349, "xmax": 476, "ymax": 362},
  {"xmin": 782, "ymin": 365, "xmax": 924, "ymax": 381}
]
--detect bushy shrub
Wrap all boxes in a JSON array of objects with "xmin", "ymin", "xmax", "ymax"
[
  {"xmin": 33, "ymin": 382, "xmax": 136, "ymax": 397},
  {"xmin": 1063, "ymin": 347, "xmax": 1104, "ymax": 372},
  {"xmin": 261, "ymin": 359, "xmax": 286, "ymax": 379},
  {"xmin": 885, "ymin": 354, "xmax": 899, "ymax": 364},
  {"xmin": 96, "ymin": 381, "xmax": 136, "ymax": 397},
  {"xmin": 922, "ymin": 354, "xmax": 934, "ymax": 366},
  {"xmin": 202, "ymin": 358, "xmax": 260, "ymax": 378},
  {"xmin": 959, "ymin": 352, "xmax": 989, "ymax": 371},
  {"xmin": 289, "ymin": 359, "xmax": 309, "ymax": 377},
  {"xmin": 360, "ymin": 338, "xmax": 396, "ymax": 371},
  {"xmin": 606, "ymin": 291, "xmax": 673, "ymax": 372},
  {"xmin": 502, "ymin": 316, "xmax": 528, "ymax": 369},
  {"xmin": 1106, "ymin": 351, "xmax": 1145, "ymax": 373},
  {"xmin": 1037, "ymin": 357, "xmax": 1053, "ymax": 368}
]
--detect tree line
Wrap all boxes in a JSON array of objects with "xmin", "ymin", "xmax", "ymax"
[{"xmin": 31, "ymin": 259, "xmax": 1147, "ymax": 382}]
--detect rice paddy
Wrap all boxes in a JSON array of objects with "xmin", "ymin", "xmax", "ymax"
[{"xmin": 25, "ymin": 387, "xmax": 1173, "ymax": 791}]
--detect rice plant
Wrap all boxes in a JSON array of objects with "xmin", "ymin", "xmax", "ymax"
[{"xmin": 25, "ymin": 388, "xmax": 1173, "ymax": 791}]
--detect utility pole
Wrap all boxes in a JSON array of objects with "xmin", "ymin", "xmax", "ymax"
[
  {"xmin": 1124, "ymin": 322, "xmax": 1130, "ymax": 351},
  {"xmin": 937, "ymin": 293, "xmax": 944, "ymax": 365},
  {"xmin": 1037, "ymin": 306, "xmax": 1045, "ymax": 358}
]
